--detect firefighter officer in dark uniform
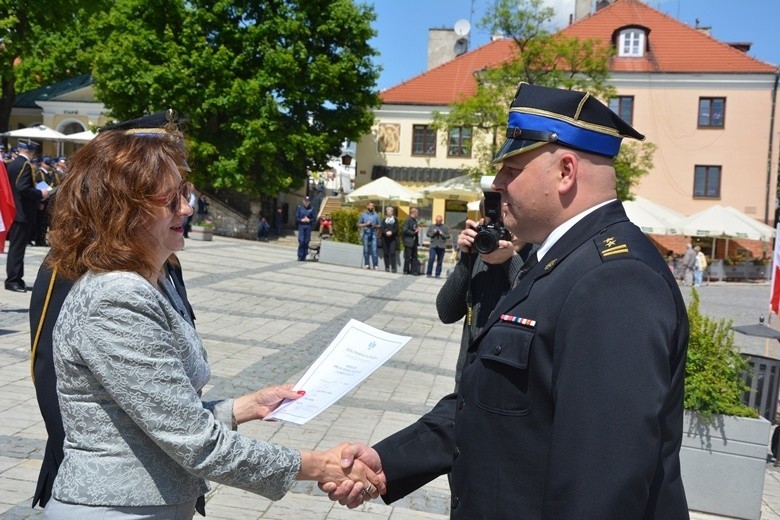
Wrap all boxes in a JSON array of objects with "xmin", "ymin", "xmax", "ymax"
[
  {"xmin": 325, "ymin": 83, "xmax": 690, "ymax": 519},
  {"xmin": 5, "ymin": 139, "xmax": 51, "ymax": 292},
  {"xmin": 32, "ymin": 156, "xmax": 60, "ymax": 246}
]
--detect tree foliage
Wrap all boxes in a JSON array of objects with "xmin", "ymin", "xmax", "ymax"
[
  {"xmin": 86, "ymin": 0, "xmax": 380, "ymax": 196},
  {"xmin": 0, "ymin": 0, "xmax": 110, "ymax": 131},
  {"xmin": 433, "ymin": 0, "xmax": 652, "ymax": 198}
]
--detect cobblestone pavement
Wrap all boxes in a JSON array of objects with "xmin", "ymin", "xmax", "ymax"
[{"xmin": 1, "ymin": 236, "xmax": 779, "ymax": 519}]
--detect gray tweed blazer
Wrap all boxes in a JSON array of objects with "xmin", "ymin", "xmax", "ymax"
[{"xmin": 52, "ymin": 271, "xmax": 300, "ymax": 507}]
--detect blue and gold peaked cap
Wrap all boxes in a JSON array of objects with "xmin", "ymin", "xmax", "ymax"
[{"xmin": 492, "ymin": 83, "xmax": 644, "ymax": 163}]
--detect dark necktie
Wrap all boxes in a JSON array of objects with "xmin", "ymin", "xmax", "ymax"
[{"xmin": 512, "ymin": 253, "xmax": 539, "ymax": 289}]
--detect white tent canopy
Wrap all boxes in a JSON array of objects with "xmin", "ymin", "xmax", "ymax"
[
  {"xmin": 345, "ymin": 176, "xmax": 425, "ymax": 205},
  {"xmin": 59, "ymin": 129, "xmax": 97, "ymax": 142},
  {"xmin": 422, "ymin": 174, "xmax": 482, "ymax": 201},
  {"xmin": 677, "ymin": 205, "xmax": 775, "ymax": 241},
  {"xmin": 2, "ymin": 125, "xmax": 66, "ymax": 141},
  {"xmin": 622, "ymin": 196, "xmax": 685, "ymax": 235}
]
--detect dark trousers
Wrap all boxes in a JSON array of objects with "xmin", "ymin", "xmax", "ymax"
[
  {"xmin": 427, "ymin": 246, "xmax": 445, "ymax": 277},
  {"xmin": 383, "ymin": 237, "xmax": 397, "ymax": 272},
  {"xmin": 5, "ymin": 221, "xmax": 30, "ymax": 286},
  {"xmin": 298, "ymin": 225, "xmax": 311, "ymax": 260},
  {"xmin": 403, "ymin": 244, "xmax": 418, "ymax": 274}
]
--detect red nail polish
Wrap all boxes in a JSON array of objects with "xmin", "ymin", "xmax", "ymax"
[{"xmin": 297, "ymin": 390, "xmax": 306, "ymax": 396}]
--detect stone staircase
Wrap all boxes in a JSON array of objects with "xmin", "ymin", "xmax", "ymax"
[{"xmin": 317, "ymin": 196, "xmax": 345, "ymax": 221}]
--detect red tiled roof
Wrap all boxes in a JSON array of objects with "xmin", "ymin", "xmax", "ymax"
[
  {"xmin": 562, "ymin": 0, "xmax": 777, "ymax": 73},
  {"xmin": 380, "ymin": 39, "xmax": 517, "ymax": 105},
  {"xmin": 381, "ymin": 0, "xmax": 777, "ymax": 105}
]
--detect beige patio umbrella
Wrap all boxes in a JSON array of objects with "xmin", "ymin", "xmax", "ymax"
[
  {"xmin": 422, "ymin": 174, "xmax": 482, "ymax": 201},
  {"xmin": 2, "ymin": 124, "xmax": 66, "ymax": 141},
  {"xmin": 622, "ymin": 196, "xmax": 684, "ymax": 235},
  {"xmin": 345, "ymin": 176, "xmax": 425, "ymax": 205}
]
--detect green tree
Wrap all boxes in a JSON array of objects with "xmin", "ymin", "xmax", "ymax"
[
  {"xmin": 433, "ymin": 0, "xmax": 653, "ymax": 198},
  {"xmin": 89, "ymin": 0, "xmax": 380, "ymax": 196},
  {"xmin": 0, "ymin": 1, "xmax": 109, "ymax": 132}
]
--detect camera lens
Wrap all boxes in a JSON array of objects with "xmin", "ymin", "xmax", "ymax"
[{"xmin": 474, "ymin": 227, "xmax": 500, "ymax": 254}]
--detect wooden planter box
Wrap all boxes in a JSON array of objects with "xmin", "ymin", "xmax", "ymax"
[
  {"xmin": 189, "ymin": 226, "xmax": 213, "ymax": 241},
  {"xmin": 680, "ymin": 410, "xmax": 771, "ymax": 519},
  {"xmin": 318, "ymin": 240, "xmax": 363, "ymax": 268}
]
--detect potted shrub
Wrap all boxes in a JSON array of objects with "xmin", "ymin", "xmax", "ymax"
[
  {"xmin": 319, "ymin": 208, "xmax": 364, "ymax": 267},
  {"xmin": 681, "ymin": 288, "xmax": 767, "ymax": 520},
  {"xmin": 189, "ymin": 219, "xmax": 214, "ymax": 241}
]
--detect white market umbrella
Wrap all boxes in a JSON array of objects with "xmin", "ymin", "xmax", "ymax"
[
  {"xmin": 2, "ymin": 124, "xmax": 66, "ymax": 141},
  {"xmin": 678, "ymin": 205, "xmax": 775, "ymax": 241},
  {"xmin": 59, "ymin": 129, "xmax": 97, "ymax": 142},
  {"xmin": 422, "ymin": 174, "xmax": 482, "ymax": 201},
  {"xmin": 345, "ymin": 176, "xmax": 425, "ymax": 205},
  {"xmin": 622, "ymin": 196, "xmax": 684, "ymax": 235},
  {"xmin": 677, "ymin": 205, "xmax": 775, "ymax": 260}
]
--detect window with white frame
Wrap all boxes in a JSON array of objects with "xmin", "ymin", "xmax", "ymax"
[{"xmin": 618, "ymin": 28, "xmax": 645, "ymax": 57}]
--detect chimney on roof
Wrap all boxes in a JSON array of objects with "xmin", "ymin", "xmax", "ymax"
[
  {"xmin": 428, "ymin": 28, "xmax": 462, "ymax": 70},
  {"xmin": 573, "ymin": 0, "xmax": 591, "ymax": 22}
]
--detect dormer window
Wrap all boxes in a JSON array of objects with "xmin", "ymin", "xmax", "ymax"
[{"xmin": 618, "ymin": 28, "xmax": 645, "ymax": 57}]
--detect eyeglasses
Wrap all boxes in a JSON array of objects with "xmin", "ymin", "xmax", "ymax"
[{"xmin": 161, "ymin": 181, "xmax": 193, "ymax": 214}]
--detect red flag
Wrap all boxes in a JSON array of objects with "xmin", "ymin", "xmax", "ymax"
[
  {"xmin": 770, "ymin": 223, "xmax": 780, "ymax": 314},
  {"xmin": 0, "ymin": 161, "xmax": 15, "ymax": 252}
]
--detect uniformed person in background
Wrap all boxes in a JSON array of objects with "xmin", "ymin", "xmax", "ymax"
[
  {"xmin": 326, "ymin": 83, "xmax": 690, "ymax": 519},
  {"xmin": 5, "ymin": 139, "xmax": 51, "ymax": 292},
  {"xmin": 32, "ymin": 156, "xmax": 59, "ymax": 246}
]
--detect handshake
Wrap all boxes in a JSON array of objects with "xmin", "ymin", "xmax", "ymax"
[{"xmin": 314, "ymin": 442, "xmax": 384, "ymax": 509}]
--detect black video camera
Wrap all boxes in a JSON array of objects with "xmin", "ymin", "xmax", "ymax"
[{"xmin": 474, "ymin": 181, "xmax": 510, "ymax": 254}]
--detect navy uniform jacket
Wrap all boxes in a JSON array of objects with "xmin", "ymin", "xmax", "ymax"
[
  {"xmin": 7, "ymin": 155, "xmax": 42, "ymax": 223},
  {"xmin": 374, "ymin": 201, "xmax": 689, "ymax": 519}
]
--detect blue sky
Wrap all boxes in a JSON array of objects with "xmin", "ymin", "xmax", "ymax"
[{"xmin": 367, "ymin": 0, "xmax": 780, "ymax": 90}]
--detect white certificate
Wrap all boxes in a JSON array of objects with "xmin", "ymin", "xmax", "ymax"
[{"xmin": 265, "ymin": 319, "xmax": 411, "ymax": 424}]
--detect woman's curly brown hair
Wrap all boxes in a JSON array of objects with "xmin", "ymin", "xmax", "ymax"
[{"xmin": 47, "ymin": 130, "xmax": 188, "ymax": 281}]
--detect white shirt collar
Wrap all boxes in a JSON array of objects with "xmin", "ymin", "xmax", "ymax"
[{"xmin": 534, "ymin": 199, "xmax": 615, "ymax": 262}]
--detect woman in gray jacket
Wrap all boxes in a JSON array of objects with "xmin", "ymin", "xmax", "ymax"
[{"xmin": 41, "ymin": 111, "xmax": 382, "ymax": 519}]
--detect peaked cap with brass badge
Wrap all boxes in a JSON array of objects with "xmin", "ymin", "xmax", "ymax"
[
  {"xmin": 99, "ymin": 109, "xmax": 182, "ymax": 139},
  {"xmin": 493, "ymin": 82, "xmax": 645, "ymax": 163}
]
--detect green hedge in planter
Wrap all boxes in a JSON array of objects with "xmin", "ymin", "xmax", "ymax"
[
  {"xmin": 684, "ymin": 288, "xmax": 758, "ymax": 422},
  {"xmin": 331, "ymin": 208, "xmax": 361, "ymax": 245}
]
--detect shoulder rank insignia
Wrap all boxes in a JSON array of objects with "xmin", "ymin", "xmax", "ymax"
[{"xmin": 600, "ymin": 236, "xmax": 629, "ymax": 257}]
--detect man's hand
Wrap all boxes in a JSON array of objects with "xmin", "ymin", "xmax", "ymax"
[
  {"xmin": 319, "ymin": 442, "xmax": 385, "ymax": 509},
  {"xmin": 40, "ymin": 189, "xmax": 50, "ymax": 201},
  {"xmin": 457, "ymin": 219, "xmax": 480, "ymax": 253}
]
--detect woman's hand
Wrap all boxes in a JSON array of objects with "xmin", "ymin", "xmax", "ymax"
[
  {"xmin": 233, "ymin": 384, "xmax": 304, "ymax": 424},
  {"xmin": 298, "ymin": 442, "xmax": 386, "ymax": 503}
]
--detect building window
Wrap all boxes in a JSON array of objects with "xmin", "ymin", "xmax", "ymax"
[
  {"xmin": 693, "ymin": 165, "xmax": 721, "ymax": 198},
  {"xmin": 618, "ymin": 28, "xmax": 645, "ymax": 57},
  {"xmin": 412, "ymin": 125, "xmax": 437, "ymax": 156},
  {"xmin": 698, "ymin": 97, "xmax": 725, "ymax": 128},
  {"xmin": 447, "ymin": 127, "xmax": 472, "ymax": 157},
  {"xmin": 609, "ymin": 96, "xmax": 634, "ymax": 125}
]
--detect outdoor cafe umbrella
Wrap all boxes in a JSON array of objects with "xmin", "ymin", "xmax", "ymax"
[
  {"xmin": 1, "ymin": 124, "xmax": 66, "ymax": 141},
  {"xmin": 622, "ymin": 196, "xmax": 683, "ymax": 235},
  {"xmin": 59, "ymin": 129, "xmax": 97, "ymax": 143},
  {"xmin": 677, "ymin": 205, "xmax": 776, "ymax": 259},
  {"xmin": 422, "ymin": 174, "xmax": 482, "ymax": 201},
  {"xmin": 344, "ymin": 176, "xmax": 425, "ymax": 206}
]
